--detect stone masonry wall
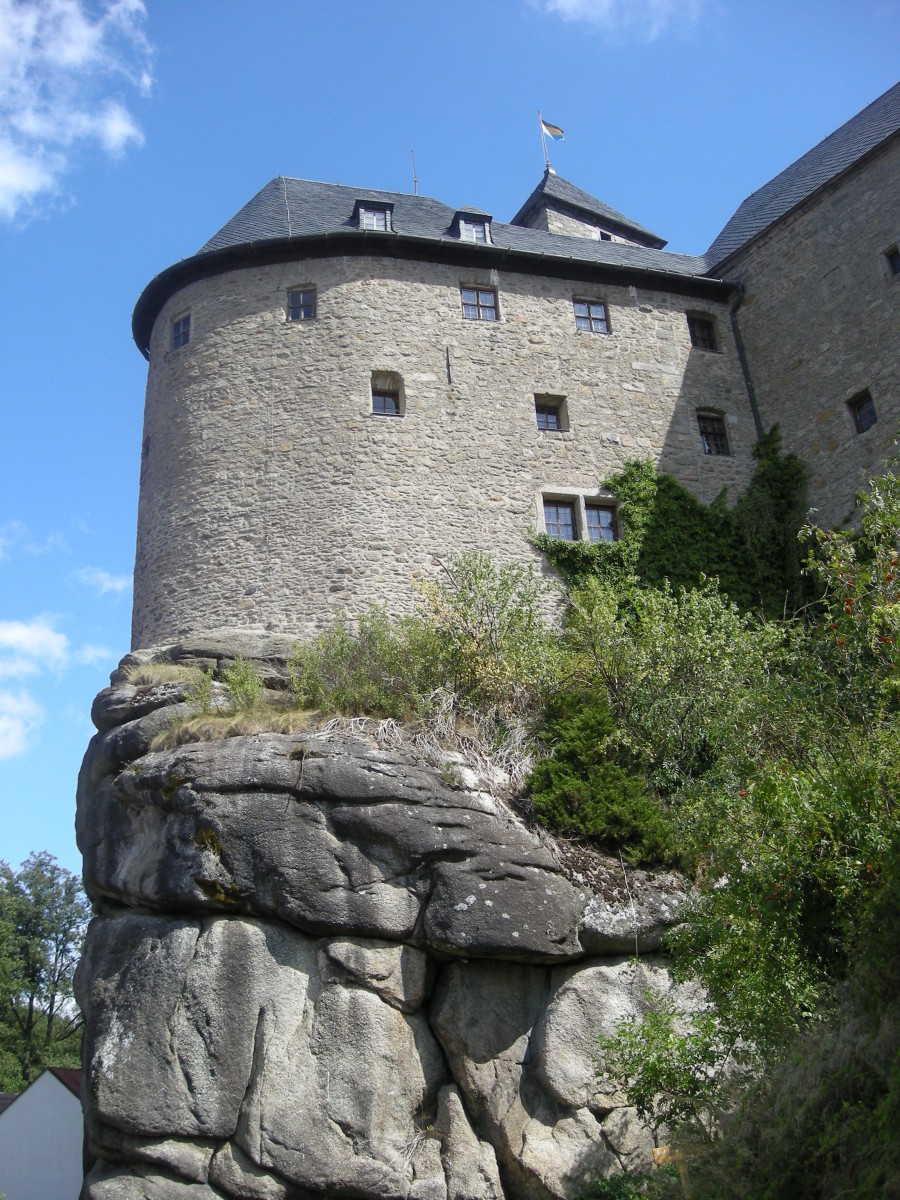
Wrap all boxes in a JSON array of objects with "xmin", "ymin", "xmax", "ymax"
[
  {"xmin": 726, "ymin": 135, "xmax": 900, "ymax": 528},
  {"xmin": 132, "ymin": 254, "xmax": 754, "ymax": 648}
]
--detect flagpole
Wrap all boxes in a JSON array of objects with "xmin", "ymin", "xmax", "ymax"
[{"xmin": 538, "ymin": 109, "xmax": 550, "ymax": 171}]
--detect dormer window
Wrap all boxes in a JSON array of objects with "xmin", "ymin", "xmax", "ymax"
[
  {"xmin": 459, "ymin": 218, "xmax": 488, "ymax": 244},
  {"xmin": 356, "ymin": 202, "xmax": 392, "ymax": 232}
]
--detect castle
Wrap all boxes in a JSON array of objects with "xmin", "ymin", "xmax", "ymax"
[{"xmin": 130, "ymin": 82, "xmax": 900, "ymax": 650}]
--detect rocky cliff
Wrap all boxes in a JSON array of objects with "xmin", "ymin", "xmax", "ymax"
[{"xmin": 75, "ymin": 639, "xmax": 694, "ymax": 1200}]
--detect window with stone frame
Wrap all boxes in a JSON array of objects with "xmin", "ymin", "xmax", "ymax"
[
  {"xmin": 534, "ymin": 395, "xmax": 568, "ymax": 432},
  {"xmin": 459, "ymin": 218, "xmax": 489, "ymax": 244},
  {"xmin": 461, "ymin": 286, "xmax": 497, "ymax": 321},
  {"xmin": 697, "ymin": 411, "xmax": 730, "ymax": 456},
  {"xmin": 586, "ymin": 504, "xmax": 617, "ymax": 543},
  {"xmin": 287, "ymin": 288, "xmax": 316, "ymax": 321},
  {"xmin": 885, "ymin": 245, "xmax": 900, "ymax": 277},
  {"xmin": 573, "ymin": 299, "xmax": 609, "ymax": 333},
  {"xmin": 687, "ymin": 314, "xmax": 718, "ymax": 352},
  {"xmin": 542, "ymin": 500, "xmax": 576, "ymax": 541},
  {"xmin": 171, "ymin": 312, "xmax": 191, "ymax": 349},
  {"xmin": 848, "ymin": 389, "xmax": 877, "ymax": 434}
]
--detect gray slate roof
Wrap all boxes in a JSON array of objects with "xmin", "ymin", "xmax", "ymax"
[
  {"xmin": 198, "ymin": 176, "xmax": 704, "ymax": 278},
  {"xmin": 510, "ymin": 170, "xmax": 666, "ymax": 248},
  {"xmin": 707, "ymin": 81, "xmax": 900, "ymax": 268}
]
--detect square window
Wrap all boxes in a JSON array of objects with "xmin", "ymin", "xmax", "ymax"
[
  {"xmin": 849, "ymin": 390, "xmax": 877, "ymax": 434},
  {"xmin": 543, "ymin": 500, "xmax": 576, "ymax": 541},
  {"xmin": 460, "ymin": 219, "xmax": 488, "ymax": 244},
  {"xmin": 886, "ymin": 246, "xmax": 900, "ymax": 276},
  {"xmin": 360, "ymin": 207, "xmax": 389, "ymax": 231},
  {"xmin": 372, "ymin": 391, "xmax": 400, "ymax": 416},
  {"xmin": 461, "ymin": 286, "xmax": 497, "ymax": 321},
  {"xmin": 172, "ymin": 313, "xmax": 190, "ymax": 349},
  {"xmin": 688, "ymin": 315, "xmax": 718, "ymax": 352},
  {"xmin": 697, "ymin": 412, "xmax": 730, "ymax": 456},
  {"xmin": 534, "ymin": 396, "xmax": 568, "ymax": 432},
  {"xmin": 288, "ymin": 288, "xmax": 316, "ymax": 321},
  {"xmin": 573, "ymin": 299, "xmax": 609, "ymax": 334},
  {"xmin": 586, "ymin": 505, "xmax": 617, "ymax": 543}
]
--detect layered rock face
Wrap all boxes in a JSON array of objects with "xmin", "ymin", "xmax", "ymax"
[{"xmin": 76, "ymin": 640, "xmax": 694, "ymax": 1200}]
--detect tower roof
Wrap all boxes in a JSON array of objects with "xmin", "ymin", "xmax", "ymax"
[
  {"xmin": 510, "ymin": 169, "xmax": 667, "ymax": 249},
  {"xmin": 132, "ymin": 177, "xmax": 719, "ymax": 356},
  {"xmin": 707, "ymin": 80, "xmax": 900, "ymax": 269}
]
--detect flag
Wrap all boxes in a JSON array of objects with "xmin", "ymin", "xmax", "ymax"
[{"xmin": 540, "ymin": 118, "xmax": 565, "ymax": 142}]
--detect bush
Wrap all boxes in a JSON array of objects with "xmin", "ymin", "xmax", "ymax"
[
  {"xmin": 529, "ymin": 691, "xmax": 675, "ymax": 862},
  {"xmin": 222, "ymin": 656, "xmax": 262, "ymax": 709}
]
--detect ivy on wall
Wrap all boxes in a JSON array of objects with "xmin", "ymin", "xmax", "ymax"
[{"xmin": 533, "ymin": 428, "xmax": 809, "ymax": 617}]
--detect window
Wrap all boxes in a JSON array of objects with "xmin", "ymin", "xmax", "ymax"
[
  {"xmin": 172, "ymin": 313, "xmax": 190, "ymax": 349},
  {"xmin": 849, "ymin": 389, "xmax": 877, "ymax": 434},
  {"xmin": 573, "ymin": 299, "xmax": 609, "ymax": 333},
  {"xmin": 586, "ymin": 505, "xmax": 617, "ymax": 543},
  {"xmin": 461, "ymin": 287, "xmax": 497, "ymax": 321},
  {"xmin": 688, "ymin": 314, "xmax": 718, "ymax": 352},
  {"xmin": 534, "ymin": 395, "xmax": 568, "ymax": 432},
  {"xmin": 599, "ymin": 232, "xmax": 612, "ymax": 242},
  {"xmin": 372, "ymin": 392, "xmax": 400, "ymax": 416},
  {"xmin": 287, "ymin": 288, "xmax": 316, "ymax": 321},
  {"xmin": 697, "ymin": 411, "xmax": 730, "ymax": 456},
  {"xmin": 886, "ymin": 245, "xmax": 900, "ymax": 276},
  {"xmin": 459, "ymin": 219, "xmax": 488, "ymax": 244},
  {"xmin": 543, "ymin": 500, "xmax": 576, "ymax": 541},
  {"xmin": 370, "ymin": 370, "xmax": 405, "ymax": 416},
  {"xmin": 360, "ymin": 207, "xmax": 389, "ymax": 231}
]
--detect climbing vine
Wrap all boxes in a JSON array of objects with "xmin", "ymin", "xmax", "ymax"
[{"xmin": 533, "ymin": 427, "xmax": 809, "ymax": 617}]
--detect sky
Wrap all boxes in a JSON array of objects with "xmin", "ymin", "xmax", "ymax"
[{"xmin": 1, "ymin": 0, "xmax": 898, "ymax": 876}]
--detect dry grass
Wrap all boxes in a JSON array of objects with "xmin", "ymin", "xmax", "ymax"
[
  {"xmin": 124, "ymin": 661, "xmax": 205, "ymax": 687},
  {"xmin": 150, "ymin": 704, "xmax": 319, "ymax": 750}
]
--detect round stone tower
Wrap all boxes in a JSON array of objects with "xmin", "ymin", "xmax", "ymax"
[{"xmin": 130, "ymin": 175, "xmax": 754, "ymax": 650}]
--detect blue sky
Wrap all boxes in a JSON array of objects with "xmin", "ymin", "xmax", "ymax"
[{"xmin": 1, "ymin": 0, "xmax": 898, "ymax": 875}]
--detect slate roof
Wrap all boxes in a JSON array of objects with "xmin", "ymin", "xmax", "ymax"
[
  {"xmin": 510, "ymin": 169, "xmax": 667, "ymax": 248},
  {"xmin": 134, "ymin": 175, "xmax": 719, "ymax": 355},
  {"xmin": 707, "ymin": 81, "xmax": 900, "ymax": 268},
  {"xmin": 198, "ymin": 176, "xmax": 698, "ymax": 276}
]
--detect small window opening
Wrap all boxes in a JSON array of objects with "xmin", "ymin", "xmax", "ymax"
[
  {"xmin": 573, "ymin": 299, "xmax": 609, "ymax": 334},
  {"xmin": 288, "ymin": 288, "xmax": 316, "ymax": 321},
  {"xmin": 360, "ymin": 207, "xmax": 389, "ymax": 231},
  {"xmin": 849, "ymin": 389, "xmax": 877, "ymax": 434},
  {"xmin": 371, "ymin": 370, "xmax": 405, "ymax": 417},
  {"xmin": 534, "ymin": 395, "xmax": 568, "ymax": 432},
  {"xmin": 459, "ymin": 219, "xmax": 488, "ymax": 244},
  {"xmin": 543, "ymin": 500, "xmax": 576, "ymax": 541},
  {"xmin": 885, "ymin": 246, "xmax": 900, "ymax": 276},
  {"xmin": 172, "ymin": 313, "xmax": 190, "ymax": 349},
  {"xmin": 586, "ymin": 505, "xmax": 617, "ymax": 543},
  {"xmin": 688, "ymin": 314, "xmax": 718, "ymax": 352},
  {"xmin": 697, "ymin": 411, "xmax": 730, "ymax": 456},
  {"xmin": 461, "ymin": 287, "xmax": 497, "ymax": 321}
]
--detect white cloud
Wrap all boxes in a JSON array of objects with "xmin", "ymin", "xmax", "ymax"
[
  {"xmin": 0, "ymin": 519, "xmax": 66, "ymax": 559},
  {"xmin": 0, "ymin": 689, "xmax": 44, "ymax": 758},
  {"xmin": 0, "ymin": 617, "xmax": 69, "ymax": 678},
  {"xmin": 537, "ymin": 0, "xmax": 702, "ymax": 39},
  {"xmin": 74, "ymin": 565, "xmax": 131, "ymax": 595},
  {"xmin": 0, "ymin": 0, "xmax": 152, "ymax": 220},
  {"xmin": 75, "ymin": 642, "xmax": 111, "ymax": 665}
]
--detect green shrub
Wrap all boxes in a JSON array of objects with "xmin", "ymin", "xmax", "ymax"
[
  {"xmin": 222, "ymin": 656, "xmax": 262, "ymax": 710},
  {"xmin": 528, "ymin": 691, "xmax": 675, "ymax": 862},
  {"xmin": 577, "ymin": 1168, "xmax": 681, "ymax": 1200}
]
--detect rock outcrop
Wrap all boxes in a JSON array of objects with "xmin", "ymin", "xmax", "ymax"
[{"xmin": 76, "ymin": 641, "xmax": 694, "ymax": 1200}]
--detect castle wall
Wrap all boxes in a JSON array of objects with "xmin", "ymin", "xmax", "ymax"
[
  {"xmin": 726, "ymin": 135, "xmax": 900, "ymax": 528},
  {"xmin": 132, "ymin": 254, "xmax": 754, "ymax": 648}
]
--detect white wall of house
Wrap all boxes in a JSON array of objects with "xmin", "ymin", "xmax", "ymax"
[{"xmin": 0, "ymin": 1071, "xmax": 83, "ymax": 1200}]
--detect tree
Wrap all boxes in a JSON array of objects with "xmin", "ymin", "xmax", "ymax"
[{"xmin": 0, "ymin": 852, "xmax": 91, "ymax": 1090}]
